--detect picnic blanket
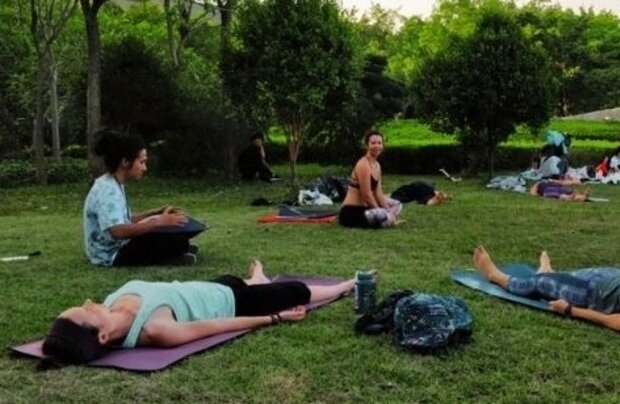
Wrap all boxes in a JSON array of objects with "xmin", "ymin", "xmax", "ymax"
[
  {"xmin": 10, "ymin": 275, "xmax": 345, "ymax": 372},
  {"xmin": 258, "ymin": 205, "xmax": 339, "ymax": 224}
]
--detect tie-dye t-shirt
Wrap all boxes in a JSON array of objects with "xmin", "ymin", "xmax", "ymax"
[{"xmin": 83, "ymin": 174, "xmax": 131, "ymax": 266}]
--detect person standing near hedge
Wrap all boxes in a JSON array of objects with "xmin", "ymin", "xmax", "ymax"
[
  {"xmin": 84, "ymin": 129, "xmax": 197, "ymax": 267},
  {"xmin": 339, "ymin": 130, "xmax": 403, "ymax": 228}
]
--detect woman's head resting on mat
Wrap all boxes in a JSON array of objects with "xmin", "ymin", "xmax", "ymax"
[
  {"xmin": 42, "ymin": 300, "xmax": 112, "ymax": 364},
  {"xmin": 94, "ymin": 129, "xmax": 147, "ymax": 180}
]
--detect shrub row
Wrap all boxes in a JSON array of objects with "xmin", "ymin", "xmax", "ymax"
[
  {"xmin": 0, "ymin": 158, "xmax": 90, "ymax": 187},
  {"xmin": 0, "ymin": 144, "xmax": 613, "ymax": 187},
  {"xmin": 268, "ymin": 143, "xmax": 614, "ymax": 174}
]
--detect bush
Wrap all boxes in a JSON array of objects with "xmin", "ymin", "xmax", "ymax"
[
  {"xmin": 268, "ymin": 143, "xmax": 614, "ymax": 175},
  {"xmin": 0, "ymin": 160, "xmax": 36, "ymax": 187},
  {"xmin": 0, "ymin": 158, "xmax": 89, "ymax": 187},
  {"xmin": 46, "ymin": 158, "xmax": 90, "ymax": 184}
]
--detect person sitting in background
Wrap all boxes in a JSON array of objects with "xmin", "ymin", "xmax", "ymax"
[
  {"xmin": 41, "ymin": 260, "xmax": 355, "ymax": 364},
  {"xmin": 84, "ymin": 129, "xmax": 197, "ymax": 267},
  {"xmin": 537, "ymin": 144, "xmax": 566, "ymax": 180},
  {"xmin": 238, "ymin": 132, "xmax": 280, "ymax": 182},
  {"xmin": 339, "ymin": 130, "xmax": 402, "ymax": 228},
  {"xmin": 473, "ymin": 246, "xmax": 620, "ymax": 331}
]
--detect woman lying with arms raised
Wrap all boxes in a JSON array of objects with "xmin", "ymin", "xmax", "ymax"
[
  {"xmin": 42, "ymin": 261, "xmax": 355, "ymax": 364},
  {"xmin": 338, "ymin": 130, "xmax": 403, "ymax": 228}
]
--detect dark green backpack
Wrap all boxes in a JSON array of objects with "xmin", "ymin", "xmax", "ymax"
[{"xmin": 393, "ymin": 293, "xmax": 473, "ymax": 352}]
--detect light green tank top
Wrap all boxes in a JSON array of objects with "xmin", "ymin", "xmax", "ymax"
[{"xmin": 103, "ymin": 280, "xmax": 235, "ymax": 348}]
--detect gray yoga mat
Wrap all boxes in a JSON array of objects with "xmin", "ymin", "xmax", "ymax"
[
  {"xmin": 10, "ymin": 275, "xmax": 345, "ymax": 372},
  {"xmin": 451, "ymin": 264, "xmax": 551, "ymax": 311}
]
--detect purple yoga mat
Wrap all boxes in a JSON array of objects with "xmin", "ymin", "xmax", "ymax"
[{"xmin": 11, "ymin": 275, "xmax": 345, "ymax": 372}]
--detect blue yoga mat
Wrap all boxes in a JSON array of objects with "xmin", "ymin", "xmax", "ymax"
[{"xmin": 451, "ymin": 264, "xmax": 551, "ymax": 311}]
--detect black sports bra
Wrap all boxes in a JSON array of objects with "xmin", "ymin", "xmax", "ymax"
[{"xmin": 349, "ymin": 175, "xmax": 379, "ymax": 191}]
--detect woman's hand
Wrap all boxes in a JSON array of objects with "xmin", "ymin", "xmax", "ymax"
[
  {"xmin": 278, "ymin": 306, "xmax": 307, "ymax": 322},
  {"xmin": 549, "ymin": 299, "xmax": 570, "ymax": 314}
]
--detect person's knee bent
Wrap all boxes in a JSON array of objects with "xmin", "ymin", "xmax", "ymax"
[{"xmin": 364, "ymin": 208, "xmax": 392, "ymax": 228}]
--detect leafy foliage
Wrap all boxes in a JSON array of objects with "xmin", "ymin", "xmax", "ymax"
[
  {"xmin": 224, "ymin": 0, "xmax": 362, "ymax": 185},
  {"xmin": 412, "ymin": 8, "xmax": 553, "ymax": 175},
  {"xmin": 100, "ymin": 36, "xmax": 180, "ymax": 140}
]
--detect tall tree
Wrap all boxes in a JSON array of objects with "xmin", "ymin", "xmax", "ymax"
[
  {"xmin": 29, "ymin": 0, "xmax": 78, "ymax": 183},
  {"xmin": 412, "ymin": 9, "xmax": 552, "ymax": 176},
  {"xmin": 80, "ymin": 0, "xmax": 107, "ymax": 175},
  {"xmin": 225, "ymin": 0, "xmax": 361, "ymax": 186},
  {"xmin": 163, "ymin": 0, "xmax": 213, "ymax": 68}
]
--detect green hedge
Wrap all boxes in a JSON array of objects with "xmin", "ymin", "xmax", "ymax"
[
  {"xmin": 0, "ymin": 158, "xmax": 90, "ymax": 187},
  {"xmin": 268, "ymin": 143, "xmax": 614, "ymax": 174}
]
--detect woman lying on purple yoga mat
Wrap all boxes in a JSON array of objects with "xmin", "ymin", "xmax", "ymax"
[
  {"xmin": 42, "ymin": 260, "xmax": 355, "ymax": 365},
  {"xmin": 473, "ymin": 245, "xmax": 620, "ymax": 331},
  {"xmin": 529, "ymin": 179, "xmax": 589, "ymax": 202}
]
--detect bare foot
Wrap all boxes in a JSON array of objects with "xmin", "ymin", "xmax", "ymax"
[
  {"xmin": 572, "ymin": 192, "xmax": 588, "ymax": 202},
  {"xmin": 537, "ymin": 251, "xmax": 553, "ymax": 273},
  {"xmin": 248, "ymin": 260, "xmax": 271, "ymax": 285},
  {"xmin": 472, "ymin": 246, "xmax": 508, "ymax": 287}
]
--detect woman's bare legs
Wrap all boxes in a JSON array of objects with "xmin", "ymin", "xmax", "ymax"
[
  {"xmin": 537, "ymin": 251, "xmax": 554, "ymax": 273},
  {"xmin": 473, "ymin": 246, "xmax": 509, "ymax": 288},
  {"xmin": 308, "ymin": 279, "xmax": 356, "ymax": 303},
  {"xmin": 244, "ymin": 259, "xmax": 355, "ymax": 302}
]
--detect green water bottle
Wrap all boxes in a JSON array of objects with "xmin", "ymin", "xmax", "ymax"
[{"xmin": 355, "ymin": 270, "xmax": 377, "ymax": 314}]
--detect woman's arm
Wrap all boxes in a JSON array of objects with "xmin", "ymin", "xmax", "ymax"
[
  {"xmin": 141, "ymin": 308, "xmax": 307, "ymax": 347},
  {"xmin": 356, "ymin": 162, "xmax": 380, "ymax": 208},
  {"xmin": 142, "ymin": 316, "xmax": 274, "ymax": 347},
  {"xmin": 374, "ymin": 166, "xmax": 391, "ymax": 208},
  {"xmin": 550, "ymin": 299, "xmax": 620, "ymax": 331}
]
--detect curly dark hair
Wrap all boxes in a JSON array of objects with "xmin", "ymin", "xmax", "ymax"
[{"xmin": 93, "ymin": 129, "xmax": 146, "ymax": 173}]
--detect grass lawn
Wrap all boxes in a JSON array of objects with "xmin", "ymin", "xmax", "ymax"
[{"xmin": 1, "ymin": 166, "xmax": 620, "ymax": 402}]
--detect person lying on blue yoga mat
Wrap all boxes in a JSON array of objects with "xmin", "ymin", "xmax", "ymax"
[
  {"xmin": 42, "ymin": 260, "xmax": 355, "ymax": 365},
  {"xmin": 85, "ymin": 129, "xmax": 198, "ymax": 267},
  {"xmin": 473, "ymin": 246, "xmax": 620, "ymax": 331}
]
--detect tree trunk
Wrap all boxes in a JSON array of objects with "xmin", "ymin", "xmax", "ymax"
[
  {"xmin": 33, "ymin": 53, "xmax": 48, "ymax": 184},
  {"xmin": 81, "ymin": 0, "xmax": 106, "ymax": 176},
  {"xmin": 488, "ymin": 146, "xmax": 495, "ymax": 179},
  {"xmin": 49, "ymin": 55, "xmax": 61, "ymax": 160},
  {"xmin": 163, "ymin": 0, "xmax": 179, "ymax": 68},
  {"xmin": 286, "ymin": 125, "xmax": 302, "ymax": 189},
  {"xmin": 217, "ymin": 0, "xmax": 234, "ymax": 30}
]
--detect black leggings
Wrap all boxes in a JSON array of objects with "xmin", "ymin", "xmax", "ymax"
[
  {"xmin": 112, "ymin": 233, "xmax": 190, "ymax": 266},
  {"xmin": 210, "ymin": 275, "xmax": 311, "ymax": 316},
  {"xmin": 339, "ymin": 205, "xmax": 373, "ymax": 228}
]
